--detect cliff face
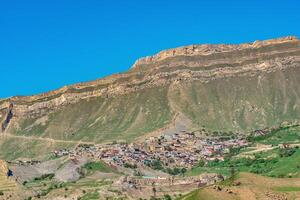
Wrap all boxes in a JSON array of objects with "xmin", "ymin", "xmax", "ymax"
[
  {"xmin": 0, "ymin": 36, "xmax": 300, "ymax": 145},
  {"xmin": 132, "ymin": 36, "xmax": 298, "ymax": 68}
]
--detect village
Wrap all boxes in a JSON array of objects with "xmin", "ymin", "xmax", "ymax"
[{"xmin": 53, "ymin": 131, "xmax": 249, "ymax": 171}]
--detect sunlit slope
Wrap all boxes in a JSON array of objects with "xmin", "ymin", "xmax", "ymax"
[
  {"xmin": 9, "ymin": 66, "xmax": 300, "ymax": 144},
  {"xmin": 11, "ymin": 86, "xmax": 173, "ymax": 143},
  {"xmin": 0, "ymin": 36, "xmax": 299, "ymax": 160},
  {"xmin": 0, "ymin": 136, "xmax": 76, "ymax": 160},
  {"xmin": 0, "ymin": 160, "xmax": 17, "ymax": 192},
  {"xmin": 169, "ymin": 66, "xmax": 300, "ymax": 133},
  {"xmin": 179, "ymin": 173, "xmax": 300, "ymax": 200}
]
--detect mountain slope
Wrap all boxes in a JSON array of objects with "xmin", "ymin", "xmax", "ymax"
[
  {"xmin": 179, "ymin": 173, "xmax": 300, "ymax": 200},
  {"xmin": 0, "ymin": 36, "xmax": 300, "ymax": 158}
]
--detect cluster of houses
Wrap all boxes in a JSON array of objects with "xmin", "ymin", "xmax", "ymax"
[{"xmin": 53, "ymin": 131, "xmax": 249, "ymax": 170}]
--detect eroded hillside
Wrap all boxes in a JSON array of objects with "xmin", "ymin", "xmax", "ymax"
[{"xmin": 0, "ymin": 36, "xmax": 299, "ymax": 158}]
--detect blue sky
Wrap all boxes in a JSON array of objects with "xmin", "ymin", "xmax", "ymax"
[{"xmin": 0, "ymin": 0, "xmax": 299, "ymax": 98}]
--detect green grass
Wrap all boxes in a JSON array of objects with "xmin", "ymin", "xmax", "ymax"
[
  {"xmin": 274, "ymin": 186, "xmax": 300, "ymax": 192},
  {"xmin": 10, "ymin": 67, "xmax": 300, "ymax": 143},
  {"xmin": 266, "ymin": 148, "xmax": 300, "ymax": 177},
  {"xmin": 4, "ymin": 68, "xmax": 300, "ymax": 160},
  {"xmin": 168, "ymin": 70, "xmax": 300, "ymax": 133},
  {"xmin": 81, "ymin": 191, "xmax": 99, "ymax": 200},
  {"xmin": 177, "ymin": 189, "xmax": 199, "ymax": 200},
  {"xmin": 218, "ymin": 173, "xmax": 239, "ymax": 186},
  {"xmin": 68, "ymin": 179, "xmax": 111, "ymax": 188},
  {"xmin": 83, "ymin": 161, "xmax": 118, "ymax": 175},
  {"xmin": 0, "ymin": 137, "xmax": 75, "ymax": 160},
  {"xmin": 13, "ymin": 86, "xmax": 173, "ymax": 143},
  {"xmin": 24, "ymin": 174, "xmax": 55, "ymax": 188},
  {"xmin": 249, "ymin": 125, "xmax": 300, "ymax": 145},
  {"xmin": 188, "ymin": 148, "xmax": 300, "ymax": 178},
  {"xmin": 179, "ymin": 172, "xmax": 300, "ymax": 200}
]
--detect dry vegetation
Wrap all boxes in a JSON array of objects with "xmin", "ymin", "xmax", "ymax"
[{"xmin": 180, "ymin": 173, "xmax": 300, "ymax": 200}]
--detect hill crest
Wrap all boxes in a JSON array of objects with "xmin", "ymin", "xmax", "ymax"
[
  {"xmin": 1, "ymin": 36, "xmax": 299, "ymax": 105},
  {"xmin": 0, "ymin": 36, "xmax": 299, "ymax": 148},
  {"xmin": 132, "ymin": 36, "xmax": 298, "ymax": 68}
]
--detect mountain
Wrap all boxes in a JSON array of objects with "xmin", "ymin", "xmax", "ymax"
[{"xmin": 0, "ymin": 36, "xmax": 300, "ymax": 159}]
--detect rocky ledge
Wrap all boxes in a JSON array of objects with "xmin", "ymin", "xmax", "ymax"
[
  {"xmin": 0, "ymin": 36, "xmax": 299, "ymax": 125},
  {"xmin": 132, "ymin": 36, "xmax": 298, "ymax": 68}
]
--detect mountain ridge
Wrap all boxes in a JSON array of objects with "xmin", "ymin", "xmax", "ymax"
[
  {"xmin": 0, "ymin": 36, "xmax": 300, "ymax": 158},
  {"xmin": 132, "ymin": 36, "xmax": 298, "ymax": 68},
  {"xmin": 0, "ymin": 36, "xmax": 298, "ymax": 103},
  {"xmin": 1, "ymin": 36, "xmax": 298, "ymax": 116}
]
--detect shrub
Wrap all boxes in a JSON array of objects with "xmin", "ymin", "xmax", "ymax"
[
  {"xmin": 279, "ymin": 148, "xmax": 296, "ymax": 157},
  {"xmin": 124, "ymin": 163, "xmax": 137, "ymax": 169},
  {"xmin": 164, "ymin": 194, "xmax": 172, "ymax": 200},
  {"xmin": 197, "ymin": 159, "xmax": 205, "ymax": 167}
]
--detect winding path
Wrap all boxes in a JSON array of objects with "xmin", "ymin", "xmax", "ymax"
[{"xmin": 0, "ymin": 133, "xmax": 95, "ymax": 145}]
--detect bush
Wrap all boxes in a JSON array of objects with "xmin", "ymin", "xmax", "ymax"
[
  {"xmin": 124, "ymin": 163, "xmax": 137, "ymax": 169},
  {"xmin": 148, "ymin": 159, "xmax": 164, "ymax": 171},
  {"xmin": 279, "ymin": 148, "xmax": 296, "ymax": 157},
  {"xmin": 34, "ymin": 173, "xmax": 55, "ymax": 181},
  {"xmin": 197, "ymin": 159, "xmax": 205, "ymax": 167},
  {"xmin": 164, "ymin": 167, "xmax": 187, "ymax": 175}
]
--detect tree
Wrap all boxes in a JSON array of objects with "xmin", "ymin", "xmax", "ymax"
[
  {"xmin": 197, "ymin": 159, "xmax": 205, "ymax": 167},
  {"xmin": 181, "ymin": 168, "xmax": 187, "ymax": 177},
  {"xmin": 173, "ymin": 167, "xmax": 181, "ymax": 175},
  {"xmin": 279, "ymin": 147, "xmax": 296, "ymax": 157},
  {"xmin": 230, "ymin": 165, "xmax": 235, "ymax": 179},
  {"xmin": 164, "ymin": 194, "xmax": 172, "ymax": 200},
  {"xmin": 151, "ymin": 159, "xmax": 164, "ymax": 170},
  {"xmin": 152, "ymin": 186, "xmax": 157, "ymax": 197}
]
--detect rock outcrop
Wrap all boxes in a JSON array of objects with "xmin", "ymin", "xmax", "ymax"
[
  {"xmin": 132, "ymin": 36, "xmax": 298, "ymax": 68},
  {"xmin": 0, "ymin": 36, "xmax": 299, "ymax": 151},
  {"xmin": 1, "ymin": 36, "xmax": 299, "ymax": 119}
]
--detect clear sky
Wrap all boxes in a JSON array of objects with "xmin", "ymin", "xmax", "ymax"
[{"xmin": 0, "ymin": 0, "xmax": 299, "ymax": 98}]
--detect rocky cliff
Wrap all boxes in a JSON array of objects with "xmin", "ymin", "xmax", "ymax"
[{"xmin": 0, "ymin": 36, "xmax": 299, "ymax": 150}]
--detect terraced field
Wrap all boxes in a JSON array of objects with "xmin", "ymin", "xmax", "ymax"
[
  {"xmin": 0, "ymin": 173, "xmax": 16, "ymax": 192},
  {"xmin": 0, "ymin": 162, "xmax": 17, "ymax": 193}
]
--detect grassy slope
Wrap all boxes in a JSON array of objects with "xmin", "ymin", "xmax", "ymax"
[
  {"xmin": 267, "ymin": 149, "xmax": 300, "ymax": 177},
  {"xmin": 12, "ymin": 86, "xmax": 173, "ymax": 143},
  {"xmin": 188, "ymin": 126, "xmax": 300, "ymax": 178},
  {"xmin": 81, "ymin": 192, "xmax": 100, "ymax": 200},
  {"xmin": 250, "ymin": 125, "xmax": 300, "ymax": 145},
  {"xmin": 0, "ymin": 137, "xmax": 75, "ymax": 160},
  {"xmin": 169, "ymin": 67, "xmax": 300, "ymax": 133},
  {"xmin": 2, "ymin": 67, "xmax": 300, "ymax": 160},
  {"xmin": 179, "ymin": 173, "xmax": 300, "ymax": 200},
  {"xmin": 83, "ymin": 161, "xmax": 119, "ymax": 175},
  {"xmin": 188, "ymin": 148, "xmax": 300, "ymax": 178},
  {"xmin": 13, "ymin": 67, "xmax": 300, "ymax": 141}
]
